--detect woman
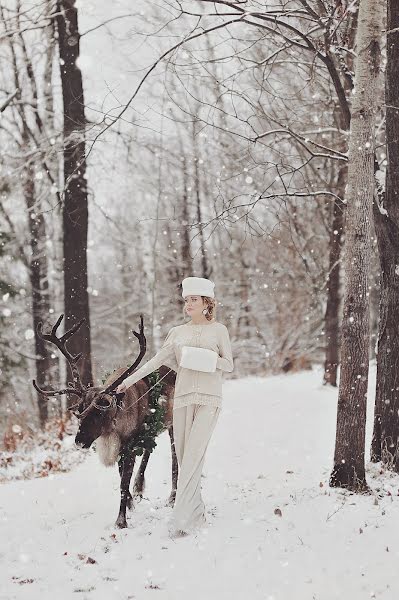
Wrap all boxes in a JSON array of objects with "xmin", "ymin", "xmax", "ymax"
[{"xmin": 116, "ymin": 276, "xmax": 234, "ymax": 537}]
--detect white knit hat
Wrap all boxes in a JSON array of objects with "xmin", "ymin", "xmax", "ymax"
[{"xmin": 181, "ymin": 276, "xmax": 215, "ymax": 298}]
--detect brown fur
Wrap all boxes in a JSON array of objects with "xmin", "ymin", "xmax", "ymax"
[{"xmin": 74, "ymin": 365, "xmax": 177, "ymax": 528}]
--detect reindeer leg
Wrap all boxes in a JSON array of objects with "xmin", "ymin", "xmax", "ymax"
[
  {"xmin": 133, "ymin": 449, "xmax": 151, "ymax": 500},
  {"xmin": 167, "ymin": 425, "xmax": 178, "ymax": 507},
  {"xmin": 118, "ymin": 456, "xmax": 133, "ymax": 510},
  {"xmin": 115, "ymin": 450, "xmax": 136, "ymax": 529}
]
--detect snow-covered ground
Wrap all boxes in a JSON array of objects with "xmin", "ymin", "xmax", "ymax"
[{"xmin": 2, "ymin": 366, "xmax": 399, "ymax": 600}]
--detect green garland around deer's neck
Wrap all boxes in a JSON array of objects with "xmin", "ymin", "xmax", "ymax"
[{"xmin": 119, "ymin": 369, "xmax": 166, "ymax": 461}]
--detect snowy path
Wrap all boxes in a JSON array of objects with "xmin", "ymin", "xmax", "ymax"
[{"xmin": 2, "ymin": 367, "xmax": 399, "ymax": 600}]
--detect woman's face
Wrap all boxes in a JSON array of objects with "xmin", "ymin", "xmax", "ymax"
[{"xmin": 184, "ymin": 295, "xmax": 205, "ymax": 319}]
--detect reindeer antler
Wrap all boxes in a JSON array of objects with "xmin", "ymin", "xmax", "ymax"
[
  {"xmin": 103, "ymin": 314, "xmax": 147, "ymax": 394},
  {"xmin": 32, "ymin": 381, "xmax": 83, "ymax": 397},
  {"xmin": 32, "ymin": 314, "xmax": 87, "ymax": 398}
]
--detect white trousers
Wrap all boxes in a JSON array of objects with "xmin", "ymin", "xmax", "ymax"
[{"xmin": 170, "ymin": 404, "xmax": 221, "ymax": 534}]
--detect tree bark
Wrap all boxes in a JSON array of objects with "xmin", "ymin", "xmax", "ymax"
[
  {"xmin": 323, "ymin": 13, "xmax": 358, "ymax": 387},
  {"xmin": 180, "ymin": 140, "xmax": 193, "ymax": 275},
  {"xmin": 330, "ymin": 0, "xmax": 383, "ymax": 490},
  {"xmin": 371, "ymin": 0, "xmax": 399, "ymax": 468},
  {"xmin": 323, "ymin": 185, "xmax": 345, "ymax": 387},
  {"xmin": 192, "ymin": 120, "xmax": 210, "ymax": 278},
  {"xmin": 57, "ymin": 0, "xmax": 93, "ymax": 391},
  {"xmin": 24, "ymin": 165, "xmax": 58, "ymax": 426}
]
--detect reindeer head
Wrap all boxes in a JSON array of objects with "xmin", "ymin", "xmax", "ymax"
[
  {"xmin": 33, "ymin": 314, "xmax": 147, "ymax": 449},
  {"xmin": 72, "ymin": 386, "xmax": 120, "ymax": 448}
]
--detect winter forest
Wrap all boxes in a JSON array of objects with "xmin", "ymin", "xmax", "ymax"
[{"xmin": 1, "ymin": 0, "xmax": 399, "ymax": 598}]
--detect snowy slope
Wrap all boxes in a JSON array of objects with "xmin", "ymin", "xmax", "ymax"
[{"xmin": 1, "ymin": 366, "xmax": 399, "ymax": 600}]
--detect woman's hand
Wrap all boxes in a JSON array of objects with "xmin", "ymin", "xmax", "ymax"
[{"xmin": 116, "ymin": 382, "xmax": 127, "ymax": 394}]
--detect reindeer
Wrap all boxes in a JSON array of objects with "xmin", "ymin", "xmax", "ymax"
[{"xmin": 32, "ymin": 314, "xmax": 178, "ymax": 529}]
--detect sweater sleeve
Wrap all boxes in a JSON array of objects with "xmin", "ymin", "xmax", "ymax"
[
  {"xmin": 123, "ymin": 327, "xmax": 175, "ymax": 389},
  {"xmin": 216, "ymin": 325, "xmax": 234, "ymax": 373}
]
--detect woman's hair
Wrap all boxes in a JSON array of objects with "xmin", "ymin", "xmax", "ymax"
[{"xmin": 182, "ymin": 296, "xmax": 217, "ymax": 321}]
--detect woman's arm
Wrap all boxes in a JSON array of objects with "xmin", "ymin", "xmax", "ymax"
[
  {"xmin": 216, "ymin": 325, "xmax": 234, "ymax": 372},
  {"xmin": 121, "ymin": 327, "xmax": 175, "ymax": 390}
]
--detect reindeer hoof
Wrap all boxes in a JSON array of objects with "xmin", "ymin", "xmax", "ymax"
[
  {"xmin": 115, "ymin": 516, "xmax": 128, "ymax": 529},
  {"xmin": 166, "ymin": 493, "xmax": 176, "ymax": 507}
]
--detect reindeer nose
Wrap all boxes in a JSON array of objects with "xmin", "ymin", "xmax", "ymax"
[{"xmin": 75, "ymin": 434, "xmax": 90, "ymax": 448}]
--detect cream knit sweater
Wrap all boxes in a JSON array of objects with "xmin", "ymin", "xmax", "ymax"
[{"xmin": 122, "ymin": 320, "xmax": 234, "ymax": 409}]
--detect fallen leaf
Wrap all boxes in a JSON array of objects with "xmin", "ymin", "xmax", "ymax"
[{"xmin": 145, "ymin": 583, "xmax": 161, "ymax": 590}]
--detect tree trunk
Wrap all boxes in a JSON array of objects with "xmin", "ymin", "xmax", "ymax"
[
  {"xmin": 323, "ymin": 176, "xmax": 345, "ymax": 387},
  {"xmin": 192, "ymin": 120, "xmax": 210, "ymax": 278},
  {"xmin": 180, "ymin": 146, "xmax": 193, "ymax": 275},
  {"xmin": 371, "ymin": 0, "xmax": 399, "ymax": 468},
  {"xmin": 323, "ymin": 7, "xmax": 358, "ymax": 387},
  {"xmin": 24, "ymin": 165, "xmax": 58, "ymax": 426},
  {"xmin": 330, "ymin": 0, "xmax": 383, "ymax": 491},
  {"xmin": 57, "ymin": 0, "xmax": 93, "ymax": 392},
  {"xmin": 323, "ymin": 14, "xmax": 357, "ymax": 387}
]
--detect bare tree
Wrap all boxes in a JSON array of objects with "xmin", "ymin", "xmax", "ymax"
[
  {"xmin": 56, "ymin": 0, "xmax": 93, "ymax": 390},
  {"xmin": 330, "ymin": 0, "xmax": 384, "ymax": 490},
  {"xmin": 371, "ymin": 0, "xmax": 399, "ymax": 470},
  {"xmin": 95, "ymin": 0, "xmax": 361, "ymax": 383},
  {"xmin": 0, "ymin": 1, "xmax": 60, "ymax": 425}
]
